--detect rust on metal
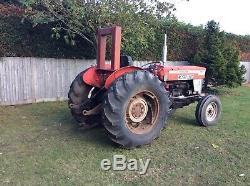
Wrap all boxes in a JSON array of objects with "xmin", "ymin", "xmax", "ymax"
[
  {"xmin": 97, "ymin": 26, "xmax": 122, "ymax": 71},
  {"xmin": 125, "ymin": 91, "xmax": 159, "ymax": 135},
  {"xmin": 128, "ymin": 96, "xmax": 148, "ymax": 123}
]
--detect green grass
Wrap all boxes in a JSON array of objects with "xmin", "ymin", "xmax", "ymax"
[{"xmin": 0, "ymin": 86, "xmax": 249, "ymax": 186}]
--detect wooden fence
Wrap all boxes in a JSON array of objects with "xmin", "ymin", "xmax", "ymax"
[
  {"xmin": 1, "ymin": 58, "xmax": 249, "ymax": 106},
  {"xmin": 0, "ymin": 57, "xmax": 188, "ymax": 105}
]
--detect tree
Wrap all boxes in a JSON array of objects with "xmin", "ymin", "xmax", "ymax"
[
  {"xmin": 223, "ymin": 43, "xmax": 246, "ymax": 87},
  {"xmin": 20, "ymin": 0, "xmax": 182, "ymax": 59},
  {"xmin": 190, "ymin": 20, "xmax": 246, "ymax": 88}
]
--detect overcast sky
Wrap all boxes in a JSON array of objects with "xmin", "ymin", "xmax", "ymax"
[{"xmin": 174, "ymin": 0, "xmax": 250, "ymax": 35}]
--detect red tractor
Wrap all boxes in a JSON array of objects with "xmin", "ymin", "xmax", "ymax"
[{"xmin": 68, "ymin": 26, "xmax": 222, "ymax": 148}]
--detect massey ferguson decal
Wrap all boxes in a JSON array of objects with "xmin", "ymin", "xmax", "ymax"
[
  {"xmin": 178, "ymin": 74, "xmax": 194, "ymax": 80},
  {"xmin": 169, "ymin": 70, "xmax": 206, "ymax": 76}
]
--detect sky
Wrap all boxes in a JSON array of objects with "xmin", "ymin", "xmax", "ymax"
[{"xmin": 174, "ymin": 0, "xmax": 250, "ymax": 35}]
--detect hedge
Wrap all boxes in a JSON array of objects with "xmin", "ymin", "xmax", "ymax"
[{"xmin": 0, "ymin": 4, "xmax": 250, "ymax": 61}]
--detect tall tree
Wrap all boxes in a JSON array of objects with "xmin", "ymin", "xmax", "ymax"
[{"xmin": 191, "ymin": 20, "xmax": 246, "ymax": 87}]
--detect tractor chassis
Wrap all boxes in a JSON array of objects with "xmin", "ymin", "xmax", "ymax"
[
  {"xmin": 69, "ymin": 88, "xmax": 105, "ymax": 115},
  {"xmin": 70, "ymin": 90, "xmax": 204, "ymax": 117},
  {"xmin": 170, "ymin": 95, "xmax": 204, "ymax": 109}
]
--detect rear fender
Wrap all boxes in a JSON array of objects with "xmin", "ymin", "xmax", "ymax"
[
  {"xmin": 82, "ymin": 66, "xmax": 142, "ymax": 89},
  {"xmin": 104, "ymin": 66, "xmax": 142, "ymax": 89},
  {"xmin": 82, "ymin": 67, "xmax": 104, "ymax": 88}
]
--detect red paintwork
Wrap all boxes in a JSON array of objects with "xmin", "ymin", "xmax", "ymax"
[
  {"xmin": 83, "ymin": 66, "xmax": 142, "ymax": 89},
  {"xmin": 104, "ymin": 66, "xmax": 142, "ymax": 89},
  {"xmin": 157, "ymin": 66, "xmax": 206, "ymax": 81},
  {"xmin": 82, "ymin": 67, "xmax": 106, "ymax": 88},
  {"xmin": 83, "ymin": 26, "xmax": 206, "ymax": 90},
  {"xmin": 83, "ymin": 64, "xmax": 206, "ymax": 88},
  {"xmin": 97, "ymin": 26, "xmax": 122, "ymax": 71}
]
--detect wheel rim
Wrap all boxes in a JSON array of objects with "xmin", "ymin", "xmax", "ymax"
[
  {"xmin": 125, "ymin": 91, "xmax": 159, "ymax": 134},
  {"xmin": 205, "ymin": 102, "xmax": 218, "ymax": 122}
]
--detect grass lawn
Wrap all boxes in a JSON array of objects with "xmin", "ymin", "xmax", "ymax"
[{"xmin": 0, "ymin": 86, "xmax": 249, "ymax": 186}]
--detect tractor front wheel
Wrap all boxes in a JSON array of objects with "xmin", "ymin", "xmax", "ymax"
[
  {"xmin": 195, "ymin": 95, "xmax": 222, "ymax": 127},
  {"xmin": 102, "ymin": 70, "xmax": 170, "ymax": 148}
]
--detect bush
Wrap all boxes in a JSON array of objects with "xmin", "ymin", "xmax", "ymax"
[
  {"xmin": 190, "ymin": 21, "xmax": 246, "ymax": 88},
  {"xmin": 0, "ymin": 4, "xmax": 95, "ymax": 58}
]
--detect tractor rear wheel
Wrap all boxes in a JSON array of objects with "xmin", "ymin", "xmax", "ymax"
[
  {"xmin": 68, "ymin": 70, "xmax": 100, "ymax": 127},
  {"xmin": 102, "ymin": 70, "xmax": 170, "ymax": 148}
]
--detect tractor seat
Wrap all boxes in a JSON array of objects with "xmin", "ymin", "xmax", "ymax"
[{"xmin": 120, "ymin": 55, "xmax": 133, "ymax": 68}]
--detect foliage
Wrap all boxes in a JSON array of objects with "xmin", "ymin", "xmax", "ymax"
[
  {"xmin": 0, "ymin": 10, "xmax": 94, "ymax": 58},
  {"xmin": 0, "ymin": 5, "xmax": 205, "ymax": 60},
  {"xmin": 226, "ymin": 33, "xmax": 250, "ymax": 53},
  {"xmin": 0, "ymin": 9, "xmax": 31, "ymax": 57},
  {"xmin": 223, "ymin": 44, "xmax": 246, "ymax": 87},
  {"xmin": 19, "ymin": 0, "xmax": 180, "ymax": 59},
  {"xmin": 0, "ymin": 0, "xmax": 20, "ymax": 4},
  {"xmin": 190, "ymin": 21, "xmax": 246, "ymax": 87},
  {"xmin": 160, "ymin": 17, "xmax": 204, "ymax": 60},
  {"xmin": 1, "ymin": 2, "xmax": 250, "ymax": 63}
]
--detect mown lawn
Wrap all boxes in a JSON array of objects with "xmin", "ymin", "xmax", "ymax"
[{"xmin": 0, "ymin": 86, "xmax": 249, "ymax": 186}]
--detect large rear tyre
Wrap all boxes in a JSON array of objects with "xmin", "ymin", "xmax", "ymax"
[
  {"xmin": 103, "ymin": 70, "xmax": 171, "ymax": 148},
  {"xmin": 68, "ymin": 70, "xmax": 100, "ymax": 127},
  {"xmin": 195, "ymin": 95, "xmax": 222, "ymax": 127}
]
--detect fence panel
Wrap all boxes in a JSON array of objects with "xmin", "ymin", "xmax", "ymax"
[
  {"xmin": 240, "ymin": 62, "xmax": 250, "ymax": 83},
  {"xmin": 0, "ymin": 57, "xmax": 195, "ymax": 105},
  {"xmin": 0, "ymin": 58, "xmax": 95, "ymax": 105}
]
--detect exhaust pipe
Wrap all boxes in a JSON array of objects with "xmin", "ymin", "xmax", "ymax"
[{"xmin": 162, "ymin": 32, "xmax": 168, "ymax": 65}]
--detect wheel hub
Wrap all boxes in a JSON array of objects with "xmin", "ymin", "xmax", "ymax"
[
  {"xmin": 128, "ymin": 96, "xmax": 148, "ymax": 123},
  {"xmin": 206, "ymin": 102, "xmax": 218, "ymax": 122},
  {"xmin": 125, "ymin": 91, "xmax": 159, "ymax": 135}
]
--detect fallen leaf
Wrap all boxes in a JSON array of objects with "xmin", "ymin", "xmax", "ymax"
[{"xmin": 212, "ymin": 144, "xmax": 219, "ymax": 149}]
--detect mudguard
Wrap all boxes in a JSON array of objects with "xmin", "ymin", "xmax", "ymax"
[{"xmin": 82, "ymin": 66, "xmax": 142, "ymax": 89}]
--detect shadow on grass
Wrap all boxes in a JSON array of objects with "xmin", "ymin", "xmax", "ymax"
[
  {"xmin": 73, "ymin": 126, "xmax": 115, "ymax": 148},
  {"xmin": 26, "ymin": 102, "xmax": 199, "ymax": 148},
  {"xmin": 57, "ymin": 111, "xmax": 199, "ymax": 148},
  {"xmin": 171, "ymin": 114, "xmax": 198, "ymax": 127},
  {"xmin": 22, "ymin": 102, "xmax": 116, "ymax": 149},
  {"xmin": 57, "ymin": 113, "xmax": 115, "ymax": 148}
]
